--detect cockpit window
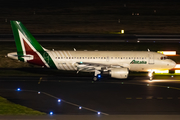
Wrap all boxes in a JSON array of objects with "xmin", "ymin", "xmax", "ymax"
[{"xmin": 161, "ymin": 56, "xmax": 168, "ymax": 60}]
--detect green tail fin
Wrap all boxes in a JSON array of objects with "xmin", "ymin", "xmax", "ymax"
[
  {"xmin": 10, "ymin": 21, "xmax": 57, "ymax": 69},
  {"xmin": 11, "ymin": 21, "xmax": 44, "ymax": 56},
  {"xmin": 10, "ymin": 21, "xmax": 44, "ymax": 61}
]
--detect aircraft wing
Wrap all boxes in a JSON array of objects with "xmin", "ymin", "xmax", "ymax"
[{"xmin": 75, "ymin": 62, "xmax": 123, "ymax": 72}]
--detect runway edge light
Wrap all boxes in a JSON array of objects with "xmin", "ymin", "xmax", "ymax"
[
  {"xmin": 17, "ymin": 88, "xmax": 21, "ymax": 91},
  {"xmin": 49, "ymin": 111, "xmax": 53, "ymax": 115},
  {"xmin": 121, "ymin": 30, "xmax": 124, "ymax": 34}
]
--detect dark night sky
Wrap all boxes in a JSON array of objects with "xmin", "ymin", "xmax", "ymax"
[
  {"xmin": 1, "ymin": 0, "xmax": 180, "ymax": 8},
  {"xmin": 1, "ymin": 0, "xmax": 180, "ymax": 34}
]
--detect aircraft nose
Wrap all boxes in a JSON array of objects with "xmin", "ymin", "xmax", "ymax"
[{"xmin": 169, "ymin": 60, "xmax": 176, "ymax": 69}]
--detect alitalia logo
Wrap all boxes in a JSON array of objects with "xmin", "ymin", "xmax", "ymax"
[{"xmin": 130, "ymin": 60, "xmax": 147, "ymax": 64}]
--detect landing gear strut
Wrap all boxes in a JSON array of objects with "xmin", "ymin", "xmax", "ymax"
[{"xmin": 148, "ymin": 71, "xmax": 153, "ymax": 81}]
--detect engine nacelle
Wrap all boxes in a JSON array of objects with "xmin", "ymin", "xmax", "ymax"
[{"xmin": 110, "ymin": 68, "xmax": 129, "ymax": 79}]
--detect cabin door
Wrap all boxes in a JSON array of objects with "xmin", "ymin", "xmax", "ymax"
[{"xmin": 148, "ymin": 53, "xmax": 154, "ymax": 64}]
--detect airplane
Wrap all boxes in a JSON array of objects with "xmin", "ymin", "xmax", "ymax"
[{"xmin": 7, "ymin": 21, "xmax": 176, "ymax": 81}]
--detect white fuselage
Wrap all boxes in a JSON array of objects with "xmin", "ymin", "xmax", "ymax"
[{"xmin": 46, "ymin": 51, "xmax": 176, "ymax": 72}]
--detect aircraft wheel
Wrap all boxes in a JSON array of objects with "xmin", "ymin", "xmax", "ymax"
[
  {"xmin": 149, "ymin": 77, "xmax": 153, "ymax": 81},
  {"xmin": 93, "ymin": 77, "xmax": 97, "ymax": 81}
]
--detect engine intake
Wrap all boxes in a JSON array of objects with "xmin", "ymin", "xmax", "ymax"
[{"xmin": 110, "ymin": 68, "xmax": 129, "ymax": 79}]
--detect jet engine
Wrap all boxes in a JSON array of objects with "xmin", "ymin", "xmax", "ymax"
[{"xmin": 110, "ymin": 68, "xmax": 129, "ymax": 79}]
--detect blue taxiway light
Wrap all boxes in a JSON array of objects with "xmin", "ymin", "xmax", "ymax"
[
  {"xmin": 97, "ymin": 74, "xmax": 101, "ymax": 78},
  {"xmin": 79, "ymin": 106, "xmax": 82, "ymax": 109},
  {"xmin": 49, "ymin": 112, "xmax": 53, "ymax": 115},
  {"xmin": 17, "ymin": 88, "xmax": 21, "ymax": 91},
  {"xmin": 97, "ymin": 112, "xmax": 101, "ymax": 115},
  {"xmin": 58, "ymin": 99, "xmax": 61, "ymax": 102}
]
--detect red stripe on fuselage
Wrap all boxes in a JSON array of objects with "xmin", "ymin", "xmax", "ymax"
[{"xmin": 23, "ymin": 39, "xmax": 46, "ymax": 66}]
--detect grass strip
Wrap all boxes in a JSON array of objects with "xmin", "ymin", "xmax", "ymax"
[{"xmin": 0, "ymin": 96, "xmax": 45, "ymax": 115}]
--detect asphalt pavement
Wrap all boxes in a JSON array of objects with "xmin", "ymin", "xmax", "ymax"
[{"xmin": 0, "ymin": 76, "xmax": 180, "ymax": 116}]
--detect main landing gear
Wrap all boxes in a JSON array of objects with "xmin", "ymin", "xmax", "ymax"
[
  {"xmin": 93, "ymin": 74, "xmax": 102, "ymax": 81},
  {"xmin": 93, "ymin": 70, "xmax": 101, "ymax": 81}
]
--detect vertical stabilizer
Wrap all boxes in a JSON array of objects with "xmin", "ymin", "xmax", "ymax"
[
  {"xmin": 10, "ymin": 21, "xmax": 44, "ymax": 60},
  {"xmin": 10, "ymin": 21, "xmax": 56, "ymax": 68}
]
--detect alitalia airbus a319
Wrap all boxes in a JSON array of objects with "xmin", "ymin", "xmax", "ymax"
[{"xmin": 7, "ymin": 21, "xmax": 176, "ymax": 81}]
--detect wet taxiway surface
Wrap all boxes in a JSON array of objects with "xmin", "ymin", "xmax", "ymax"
[{"xmin": 0, "ymin": 76, "xmax": 180, "ymax": 115}]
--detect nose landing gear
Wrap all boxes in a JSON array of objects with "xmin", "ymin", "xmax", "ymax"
[{"xmin": 148, "ymin": 71, "xmax": 153, "ymax": 81}]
